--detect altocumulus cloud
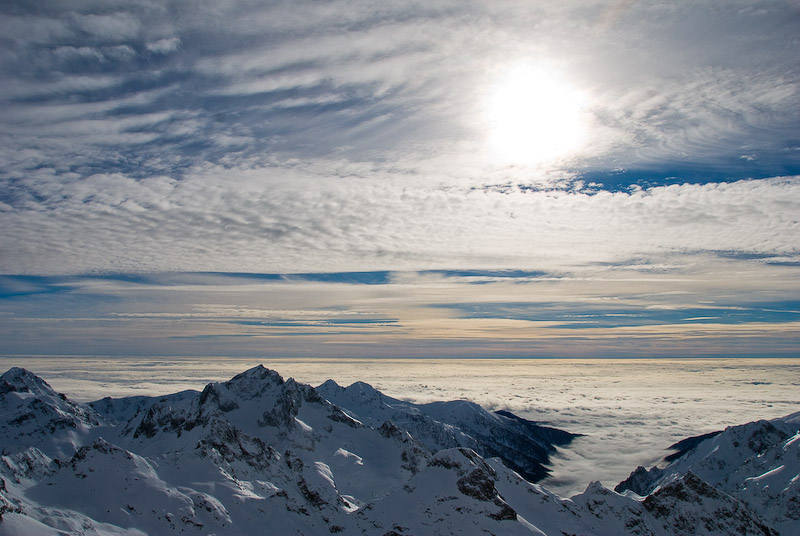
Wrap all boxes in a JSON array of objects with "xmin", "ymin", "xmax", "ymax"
[{"xmin": 1, "ymin": 166, "xmax": 798, "ymax": 274}]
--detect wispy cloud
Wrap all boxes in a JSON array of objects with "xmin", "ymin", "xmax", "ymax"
[{"xmin": 2, "ymin": 0, "xmax": 798, "ymax": 183}]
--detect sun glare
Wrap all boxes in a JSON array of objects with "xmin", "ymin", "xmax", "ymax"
[{"xmin": 485, "ymin": 65, "xmax": 587, "ymax": 166}]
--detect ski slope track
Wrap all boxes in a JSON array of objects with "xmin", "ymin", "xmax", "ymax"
[{"xmin": 1, "ymin": 366, "xmax": 797, "ymax": 535}]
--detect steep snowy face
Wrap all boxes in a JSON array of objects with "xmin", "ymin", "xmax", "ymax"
[
  {"xmin": 318, "ymin": 378, "xmax": 578, "ymax": 482},
  {"xmin": 317, "ymin": 378, "xmax": 477, "ymax": 450},
  {"xmin": 0, "ymin": 368, "xmax": 99, "ymax": 458},
  {"xmin": 31, "ymin": 438, "xmax": 231, "ymax": 531},
  {"xmin": 352, "ymin": 447, "xmax": 529, "ymax": 536},
  {"xmin": 617, "ymin": 413, "xmax": 800, "ymax": 535}
]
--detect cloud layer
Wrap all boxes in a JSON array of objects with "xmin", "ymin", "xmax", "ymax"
[
  {"xmin": 2, "ymin": 167, "xmax": 798, "ymax": 274},
  {"xmin": 1, "ymin": 266, "xmax": 798, "ymax": 358}
]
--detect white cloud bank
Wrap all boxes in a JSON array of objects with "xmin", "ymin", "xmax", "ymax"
[{"xmin": 1, "ymin": 165, "xmax": 797, "ymax": 275}]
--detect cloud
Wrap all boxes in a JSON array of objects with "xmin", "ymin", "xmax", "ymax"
[
  {"xmin": 2, "ymin": 0, "xmax": 797, "ymax": 185},
  {"xmin": 2, "ymin": 159, "xmax": 798, "ymax": 275},
  {"xmin": 72, "ymin": 12, "xmax": 142, "ymax": 41},
  {"xmin": 0, "ymin": 265, "xmax": 797, "ymax": 359},
  {"xmin": 146, "ymin": 37, "xmax": 180, "ymax": 54},
  {"xmin": 0, "ymin": 0, "xmax": 798, "ymax": 359}
]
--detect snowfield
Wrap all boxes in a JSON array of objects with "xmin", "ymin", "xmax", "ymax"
[{"xmin": 1, "ymin": 365, "xmax": 798, "ymax": 535}]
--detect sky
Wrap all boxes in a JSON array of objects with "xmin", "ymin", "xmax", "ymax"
[{"xmin": 1, "ymin": 0, "xmax": 799, "ymax": 358}]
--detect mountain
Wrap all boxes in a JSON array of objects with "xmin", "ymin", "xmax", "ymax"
[
  {"xmin": 1, "ymin": 366, "xmax": 797, "ymax": 535},
  {"xmin": 316, "ymin": 378, "xmax": 578, "ymax": 482},
  {"xmin": 616, "ymin": 413, "xmax": 800, "ymax": 535},
  {"xmin": 0, "ymin": 367, "xmax": 99, "ymax": 459}
]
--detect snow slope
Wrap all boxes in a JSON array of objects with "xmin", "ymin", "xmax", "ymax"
[{"xmin": 317, "ymin": 378, "xmax": 577, "ymax": 482}]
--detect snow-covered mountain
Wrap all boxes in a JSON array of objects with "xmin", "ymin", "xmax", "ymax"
[
  {"xmin": 1, "ymin": 366, "xmax": 797, "ymax": 535},
  {"xmin": 316, "ymin": 378, "xmax": 577, "ymax": 482},
  {"xmin": 615, "ymin": 413, "xmax": 800, "ymax": 535}
]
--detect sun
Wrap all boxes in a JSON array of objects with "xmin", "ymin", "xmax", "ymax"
[{"xmin": 485, "ymin": 65, "xmax": 587, "ymax": 166}]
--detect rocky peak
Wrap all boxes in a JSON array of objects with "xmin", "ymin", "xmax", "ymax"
[
  {"xmin": 0, "ymin": 367, "xmax": 59, "ymax": 399},
  {"xmin": 198, "ymin": 383, "xmax": 239, "ymax": 413},
  {"xmin": 739, "ymin": 420, "xmax": 789, "ymax": 455},
  {"xmin": 615, "ymin": 465, "xmax": 664, "ymax": 496},
  {"xmin": 643, "ymin": 472, "xmax": 778, "ymax": 536},
  {"xmin": 222, "ymin": 365, "xmax": 285, "ymax": 399}
]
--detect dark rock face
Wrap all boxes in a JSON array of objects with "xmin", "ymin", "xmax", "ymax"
[
  {"xmin": 326, "ymin": 405, "xmax": 361, "ymax": 428},
  {"xmin": 196, "ymin": 418, "xmax": 278, "ymax": 472},
  {"xmin": 199, "ymin": 384, "xmax": 239, "ymax": 412},
  {"xmin": 259, "ymin": 383, "xmax": 302, "ymax": 428},
  {"xmin": 615, "ymin": 465, "xmax": 664, "ymax": 496},
  {"xmin": 133, "ymin": 403, "xmax": 199, "ymax": 438},
  {"xmin": 663, "ymin": 430, "xmax": 722, "ymax": 462},
  {"xmin": 457, "ymin": 466, "xmax": 497, "ymax": 501},
  {"xmin": 743, "ymin": 421, "xmax": 788, "ymax": 454}
]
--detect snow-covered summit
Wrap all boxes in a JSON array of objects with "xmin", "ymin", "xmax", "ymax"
[
  {"xmin": 1, "ymin": 368, "xmax": 58, "ymax": 398},
  {"xmin": 0, "ymin": 367, "xmax": 99, "ymax": 459}
]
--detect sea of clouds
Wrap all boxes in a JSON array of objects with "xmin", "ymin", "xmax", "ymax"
[{"xmin": 1, "ymin": 356, "xmax": 796, "ymax": 496}]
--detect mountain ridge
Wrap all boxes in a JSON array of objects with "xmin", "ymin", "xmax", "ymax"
[{"xmin": 1, "ymin": 365, "xmax": 797, "ymax": 535}]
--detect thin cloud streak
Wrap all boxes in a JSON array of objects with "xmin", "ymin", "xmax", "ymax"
[{"xmin": 0, "ymin": 269, "xmax": 797, "ymax": 358}]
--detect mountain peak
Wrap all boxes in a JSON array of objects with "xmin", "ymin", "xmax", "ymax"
[
  {"xmin": 218, "ymin": 365, "xmax": 286, "ymax": 401},
  {"xmin": 344, "ymin": 381, "xmax": 381, "ymax": 397},
  {"xmin": 227, "ymin": 364, "xmax": 284, "ymax": 385},
  {"xmin": 0, "ymin": 367, "xmax": 59, "ymax": 398},
  {"xmin": 0, "ymin": 368, "xmax": 100, "ymax": 459},
  {"xmin": 318, "ymin": 379, "xmax": 342, "ymax": 391}
]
